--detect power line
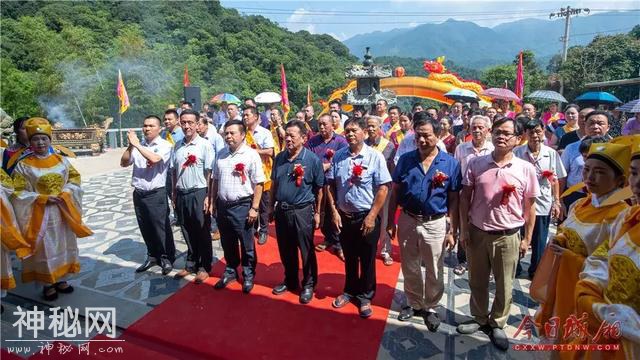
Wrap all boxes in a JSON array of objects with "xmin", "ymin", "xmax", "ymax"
[{"xmin": 233, "ymin": 6, "xmax": 560, "ymax": 16}]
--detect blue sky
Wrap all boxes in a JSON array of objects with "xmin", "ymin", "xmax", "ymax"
[{"xmin": 220, "ymin": 0, "xmax": 639, "ymax": 41}]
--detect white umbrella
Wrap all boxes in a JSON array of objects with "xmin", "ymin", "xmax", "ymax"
[{"xmin": 255, "ymin": 92, "xmax": 282, "ymax": 104}]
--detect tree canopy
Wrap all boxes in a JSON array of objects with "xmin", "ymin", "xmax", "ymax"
[{"xmin": 0, "ymin": 1, "xmax": 357, "ymax": 128}]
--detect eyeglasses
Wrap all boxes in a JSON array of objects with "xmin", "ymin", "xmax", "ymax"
[{"xmin": 492, "ymin": 130, "xmax": 517, "ymax": 139}]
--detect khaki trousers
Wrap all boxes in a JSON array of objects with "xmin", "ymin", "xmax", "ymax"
[
  {"xmin": 398, "ymin": 212, "xmax": 447, "ymax": 312},
  {"xmin": 467, "ymin": 223, "xmax": 520, "ymax": 328}
]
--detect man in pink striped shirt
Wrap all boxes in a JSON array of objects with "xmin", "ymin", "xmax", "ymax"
[{"xmin": 456, "ymin": 117, "xmax": 540, "ymax": 351}]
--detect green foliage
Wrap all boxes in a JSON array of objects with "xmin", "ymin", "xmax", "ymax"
[
  {"xmin": 481, "ymin": 51, "xmax": 547, "ymax": 95},
  {"xmin": 559, "ymin": 30, "xmax": 640, "ymax": 102},
  {"xmin": 0, "ymin": 1, "xmax": 356, "ymax": 128}
]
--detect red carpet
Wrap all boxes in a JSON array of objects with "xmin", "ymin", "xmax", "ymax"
[{"xmin": 119, "ymin": 224, "xmax": 402, "ymax": 359}]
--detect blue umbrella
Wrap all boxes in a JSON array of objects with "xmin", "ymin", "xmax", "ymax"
[
  {"xmin": 574, "ymin": 91, "xmax": 622, "ymax": 104},
  {"xmin": 616, "ymin": 98, "xmax": 640, "ymax": 113},
  {"xmin": 444, "ymin": 88, "xmax": 479, "ymax": 103}
]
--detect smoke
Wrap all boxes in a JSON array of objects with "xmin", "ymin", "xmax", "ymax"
[{"xmin": 38, "ymin": 98, "xmax": 75, "ymax": 128}]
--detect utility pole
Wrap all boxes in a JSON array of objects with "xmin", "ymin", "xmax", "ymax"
[{"xmin": 550, "ymin": 6, "xmax": 590, "ymax": 95}]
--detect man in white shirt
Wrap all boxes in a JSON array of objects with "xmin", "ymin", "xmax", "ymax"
[
  {"xmin": 197, "ymin": 116, "xmax": 225, "ymax": 240},
  {"xmin": 452, "ymin": 115, "xmax": 494, "ymax": 275},
  {"xmin": 120, "ymin": 115, "xmax": 175, "ymax": 275},
  {"xmin": 171, "ymin": 109, "xmax": 215, "ymax": 284},
  {"xmin": 211, "ymin": 120, "xmax": 265, "ymax": 293}
]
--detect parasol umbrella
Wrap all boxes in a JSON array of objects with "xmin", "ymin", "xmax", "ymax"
[
  {"xmin": 526, "ymin": 90, "xmax": 568, "ymax": 103},
  {"xmin": 481, "ymin": 88, "xmax": 521, "ymax": 102},
  {"xmin": 444, "ymin": 88, "xmax": 479, "ymax": 103},
  {"xmin": 574, "ymin": 91, "xmax": 622, "ymax": 104},
  {"xmin": 210, "ymin": 93, "xmax": 241, "ymax": 105},
  {"xmin": 254, "ymin": 91, "xmax": 282, "ymax": 104},
  {"xmin": 615, "ymin": 98, "xmax": 640, "ymax": 113}
]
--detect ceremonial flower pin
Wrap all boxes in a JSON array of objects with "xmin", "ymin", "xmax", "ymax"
[
  {"xmin": 501, "ymin": 184, "xmax": 517, "ymax": 206},
  {"xmin": 349, "ymin": 164, "xmax": 364, "ymax": 186},
  {"xmin": 541, "ymin": 170, "xmax": 555, "ymax": 182},
  {"xmin": 432, "ymin": 170, "xmax": 448, "ymax": 188},
  {"xmin": 182, "ymin": 154, "xmax": 197, "ymax": 169},
  {"xmin": 325, "ymin": 148, "xmax": 335, "ymax": 160},
  {"xmin": 234, "ymin": 163, "xmax": 247, "ymax": 184},
  {"xmin": 292, "ymin": 164, "xmax": 305, "ymax": 187}
]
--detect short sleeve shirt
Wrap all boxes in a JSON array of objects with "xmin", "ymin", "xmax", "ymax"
[
  {"xmin": 214, "ymin": 144, "xmax": 266, "ymax": 202},
  {"xmin": 393, "ymin": 133, "xmax": 448, "ymax": 165},
  {"xmin": 561, "ymin": 140, "xmax": 584, "ymax": 188},
  {"xmin": 271, "ymin": 147, "xmax": 324, "ymax": 205},
  {"xmin": 130, "ymin": 136, "xmax": 173, "ymax": 191},
  {"xmin": 171, "ymin": 135, "xmax": 214, "ymax": 190},
  {"xmin": 249, "ymin": 125, "xmax": 275, "ymax": 149},
  {"xmin": 514, "ymin": 144, "xmax": 567, "ymax": 215},
  {"xmin": 326, "ymin": 144, "xmax": 392, "ymax": 213},
  {"xmin": 453, "ymin": 141, "xmax": 494, "ymax": 175},
  {"xmin": 463, "ymin": 154, "xmax": 541, "ymax": 231},
  {"xmin": 393, "ymin": 149, "xmax": 462, "ymax": 216},
  {"xmin": 306, "ymin": 133, "xmax": 348, "ymax": 170}
]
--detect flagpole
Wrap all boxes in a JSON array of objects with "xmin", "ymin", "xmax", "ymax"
[{"xmin": 118, "ymin": 111, "xmax": 123, "ymax": 147}]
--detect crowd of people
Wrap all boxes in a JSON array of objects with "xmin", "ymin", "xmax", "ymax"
[{"xmin": 1, "ymin": 96, "xmax": 638, "ymax": 355}]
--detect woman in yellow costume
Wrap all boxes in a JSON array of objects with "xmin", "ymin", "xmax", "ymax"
[
  {"xmin": 535, "ymin": 142, "xmax": 631, "ymax": 340},
  {"xmin": 0, "ymin": 151, "xmax": 31, "ymax": 311},
  {"xmin": 571, "ymin": 136, "xmax": 640, "ymax": 359},
  {"xmin": 11, "ymin": 118, "xmax": 92, "ymax": 301}
]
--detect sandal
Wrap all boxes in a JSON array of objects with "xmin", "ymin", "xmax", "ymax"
[
  {"xmin": 453, "ymin": 264, "xmax": 466, "ymax": 275},
  {"xmin": 332, "ymin": 294, "xmax": 352, "ymax": 309},
  {"xmin": 43, "ymin": 285, "xmax": 58, "ymax": 301},
  {"xmin": 359, "ymin": 303, "xmax": 373, "ymax": 318},
  {"xmin": 383, "ymin": 255, "xmax": 394, "ymax": 266},
  {"xmin": 315, "ymin": 242, "xmax": 329, "ymax": 252},
  {"xmin": 54, "ymin": 281, "xmax": 74, "ymax": 294}
]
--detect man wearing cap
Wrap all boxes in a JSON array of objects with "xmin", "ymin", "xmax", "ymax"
[
  {"xmin": 325, "ymin": 117, "xmax": 392, "ymax": 318},
  {"xmin": 387, "ymin": 115, "xmax": 461, "ymax": 331},
  {"xmin": 269, "ymin": 120, "xmax": 324, "ymax": 303},
  {"xmin": 121, "ymin": 115, "xmax": 176, "ymax": 275},
  {"xmin": 211, "ymin": 120, "xmax": 265, "ymax": 294},
  {"xmin": 457, "ymin": 117, "xmax": 540, "ymax": 350},
  {"xmin": 171, "ymin": 110, "xmax": 214, "ymax": 284},
  {"xmin": 306, "ymin": 114, "xmax": 348, "ymax": 259}
]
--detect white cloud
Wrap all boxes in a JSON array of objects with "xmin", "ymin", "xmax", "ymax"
[
  {"xmin": 328, "ymin": 32, "xmax": 349, "ymax": 41},
  {"xmin": 287, "ymin": 8, "xmax": 316, "ymax": 33}
]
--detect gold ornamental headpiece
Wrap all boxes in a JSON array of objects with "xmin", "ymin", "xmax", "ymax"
[{"xmin": 25, "ymin": 117, "xmax": 52, "ymax": 139}]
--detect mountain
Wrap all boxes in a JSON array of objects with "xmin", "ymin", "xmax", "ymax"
[{"xmin": 343, "ymin": 11, "xmax": 639, "ymax": 69}]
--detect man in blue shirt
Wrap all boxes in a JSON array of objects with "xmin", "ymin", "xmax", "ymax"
[
  {"xmin": 268, "ymin": 120, "xmax": 324, "ymax": 304},
  {"xmin": 325, "ymin": 117, "xmax": 392, "ymax": 318},
  {"xmin": 387, "ymin": 112, "xmax": 461, "ymax": 331},
  {"xmin": 306, "ymin": 114, "xmax": 348, "ymax": 259}
]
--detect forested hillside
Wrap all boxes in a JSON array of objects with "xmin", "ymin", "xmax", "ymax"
[{"xmin": 0, "ymin": 0, "xmax": 357, "ymax": 128}]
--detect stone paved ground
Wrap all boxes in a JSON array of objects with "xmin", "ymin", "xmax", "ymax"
[{"xmin": 1, "ymin": 151, "xmax": 549, "ymax": 359}]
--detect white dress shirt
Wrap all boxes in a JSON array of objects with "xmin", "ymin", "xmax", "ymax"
[
  {"xmin": 171, "ymin": 135, "xmax": 214, "ymax": 190},
  {"xmin": 214, "ymin": 144, "xmax": 266, "ymax": 202},
  {"xmin": 129, "ymin": 136, "xmax": 173, "ymax": 191}
]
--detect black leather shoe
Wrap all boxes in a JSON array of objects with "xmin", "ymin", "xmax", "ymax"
[
  {"xmin": 398, "ymin": 306, "xmax": 420, "ymax": 321},
  {"xmin": 272, "ymin": 283, "xmax": 288, "ymax": 295},
  {"xmin": 160, "ymin": 259, "xmax": 173, "ymax": 275},
  {"xmin": 489, "ymin": 327, "xmax": 509, "ymax": 351},
  {"xmin": 135, "ymin": 258, "xmax": 156, "ymax": 273},
  {"xmin": 299, "ymin": 288, "xmax": 313, "ymax": 304},
  {"xmin": 242, "ymin": 280, "xmax": 254, "ymax": 293},
  {"xmin": 423, "ymin": 311, "xmax": 441, "ymax": 332},
  {"xmin": 214, "ymin": 276, "xmax": 236, "ymax": 290}
]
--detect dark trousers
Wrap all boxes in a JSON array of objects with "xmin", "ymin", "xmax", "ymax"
[
  {"xmin": 133, "ymin": 187, "xmax": 176, "ymax": 262},
  {"xmin": 217, "ymin": 199, "xmax": 256, "ymax": 280},
  {"xmin": 339, "ymin": 211, "xmax": 380, "ymax": 304},
  {"xmin": 175, "ymin": 188, "xmax": 213, "ymax": 272},
  {"xmin": 321, "ymin": 203, "xmax": 341, "ymax": 249},
  {"xmin": 274, "ymin": 203, "xmax": 318, "ymax": 289},
  {"xmin": 457, "ymin": 242, "xmax": 466, "ymax": 264},
  {"xmin": 516, "ymin": 215, "xmax": 550, "ymax": 276},
  {"xmin": 254, "ymin": 190, "xmax": 270, "ymax": 235}
]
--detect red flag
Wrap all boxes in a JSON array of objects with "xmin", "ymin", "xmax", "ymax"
[
  {"xmin": 307, "ymin": 84, "xmax": 312, "ymax": 106},
  {"xmin": 183, "ymin": 64, "xmax": 190, "ymax": 87},
  {"xmin": 515, "ymin": 51, "xmax": 524, "ymax": 103},
  {"xmin": 280, "ymin": 64, "xmax": 290, "ymax": 121}
]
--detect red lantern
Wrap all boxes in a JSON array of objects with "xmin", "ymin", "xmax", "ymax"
[{"xmin": 394, "ymin": 67, "xmax": 405, "ymax": 77}]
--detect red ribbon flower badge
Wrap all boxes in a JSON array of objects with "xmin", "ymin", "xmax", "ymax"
[
  {"xmin": 325, "ymin": 148, "xmax": 335, "ymax": 160},
  {"xmin": 182, "ymin": 154, "xmax": 197, "ymax": 169},
  {"xmin": 293, "ymin": 164, "xmax": 305, "ymax": 187},
  {"xmin": 501, "ymin": 184, "xmax": 517, "ymax": 205},
  {"xmin": 541, "ymin": 170, "xmax": 555, "ymax": 182},
  {"xmin": 234, "ymin": 163, "xmax": 247, "ymax": 184},
  {"xmin": 432, "ymin": 170, "xmax": 449, "ymax": 188},
  {"xmin": 349, "ymin": 164, "xmax": 364, "ymax": 186},
  {"xmin": 250, "ymin": 143, "xmax": 257, "ymax": 149}
]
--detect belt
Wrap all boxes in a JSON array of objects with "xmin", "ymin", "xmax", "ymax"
[
  {"xmin": 277, "ymin": 202, "xmax": 313, "ymax": 211},
  {"xmin": 403, "ymin": 209, "xmax": 446, "ymax": 221},
  {"xmin": 134, "ymin": 187, "xmax": 165, "ymax": 194},
  {"xmin": 338, "ymin": 210, "xmax": 369, "ymax": 219},
  {"xmin": 219, "ymin": 196, "xmax": 252, "ymax": 207},
  {"xmin": 482, "ymin": 227, "xmax": 520, "ymax": 236}
]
